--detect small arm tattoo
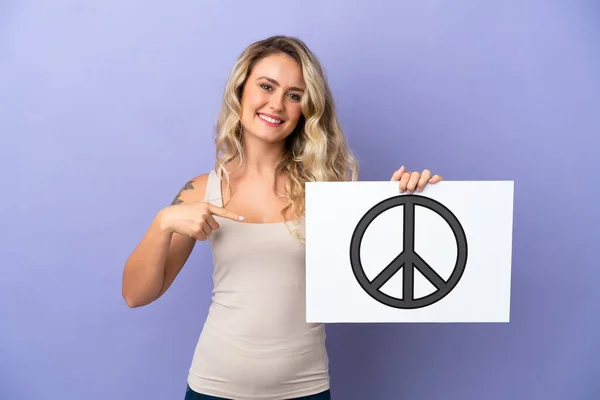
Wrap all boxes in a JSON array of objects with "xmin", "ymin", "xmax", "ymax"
[{"xmin": 171, "ymin": 180, "xmax": 194, "ymax": 205}]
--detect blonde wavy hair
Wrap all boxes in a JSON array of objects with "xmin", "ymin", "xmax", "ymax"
[{"xmin": 213, "ymin": 35, "xmax": 358, "ymax": 237}]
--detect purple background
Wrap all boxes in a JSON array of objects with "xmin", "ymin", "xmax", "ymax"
[{"xmin": 1, "ymin": 1, "xmax": 599, "ymax": 399}]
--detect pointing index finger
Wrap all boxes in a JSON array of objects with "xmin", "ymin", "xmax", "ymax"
[{"xmin": 207, "ymin": 204, "xmax": 244, "ymax": 221}]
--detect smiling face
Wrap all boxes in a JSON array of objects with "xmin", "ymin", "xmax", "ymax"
[{"xmin": 239, "ymin": 53, "xmax": 306, "ymax": 145}]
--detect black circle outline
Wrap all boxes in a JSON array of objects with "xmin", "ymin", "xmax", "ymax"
[{"xmin": 349, "ymin": 194, "xmax": 468, "ymax": 309}]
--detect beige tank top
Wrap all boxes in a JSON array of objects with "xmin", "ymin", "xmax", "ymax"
[{"xmin": 186, "ymin": 169, "xmax": 330, "ymax": 399}]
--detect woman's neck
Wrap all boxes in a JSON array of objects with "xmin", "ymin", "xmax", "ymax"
[{"xmin": 229, "ymin": 136, "xmax": 286, "ymax": 178}]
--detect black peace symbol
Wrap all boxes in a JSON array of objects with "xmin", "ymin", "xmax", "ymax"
[{"xmin": 349, "ymin": 194, "xmax": 468, "ymax": 309}]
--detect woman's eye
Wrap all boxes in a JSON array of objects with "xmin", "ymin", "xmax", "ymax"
[
  {"xmin": 289, "ymin": 94, "xmax": 301, "ymax": 101},
  {"xmin": 260, "ymin": 84, "xmax": 272, "ymax": 91}
]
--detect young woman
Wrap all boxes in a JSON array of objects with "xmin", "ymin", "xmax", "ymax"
[{"xmin": 122, "ymin": 35, "xmax": 443, "ymax": 400}]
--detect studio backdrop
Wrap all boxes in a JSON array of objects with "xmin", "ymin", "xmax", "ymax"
[{"xmin": 1, "ymin": 1, "xmax": 598, "ymax": 399}]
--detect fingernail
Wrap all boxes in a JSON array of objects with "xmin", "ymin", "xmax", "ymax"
[{"xmin": 238, "ymin": 216, "xmax": 244, "ymax": 221}]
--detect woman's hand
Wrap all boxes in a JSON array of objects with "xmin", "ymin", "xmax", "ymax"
[
  {"xmin": 159, "ymin": 202, "xmax": 244, "ymax": 241},
  {"xmin": 390, "ymin": 165, "xmax": 443, "ymax": 194}
]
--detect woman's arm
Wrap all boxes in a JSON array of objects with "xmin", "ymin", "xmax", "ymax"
[{"xmin": 121, "ymin": 174, "xmax": 208, "ymax": 308}]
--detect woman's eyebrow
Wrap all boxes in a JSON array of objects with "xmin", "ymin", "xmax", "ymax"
[{"xmin": 257, "ymin": 76, "xmax": 305, "ymax": 92}]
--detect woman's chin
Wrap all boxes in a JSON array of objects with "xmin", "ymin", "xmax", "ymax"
[{"xmin": 244, "ymin": 127, "xmax": 291, "ymax": 144}]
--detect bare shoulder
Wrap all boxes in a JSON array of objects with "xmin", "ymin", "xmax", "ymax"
[{"xmin": 170, "ymin": 173, "xmax": 210, "ymax": 205}]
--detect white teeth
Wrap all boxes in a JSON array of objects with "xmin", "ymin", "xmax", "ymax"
[{"xmin": 258, "ymin": 114, "xmax": 282, "ymax": 124}]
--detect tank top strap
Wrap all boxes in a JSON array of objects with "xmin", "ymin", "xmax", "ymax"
[{"xmin": 203, "ymin": 169, "xmax": 223, "ymax": 207}]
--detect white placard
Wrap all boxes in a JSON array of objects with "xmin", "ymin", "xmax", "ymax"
[{"xmin": 305, "ymin": 181, "xmax": 514, "ymax": 323}]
